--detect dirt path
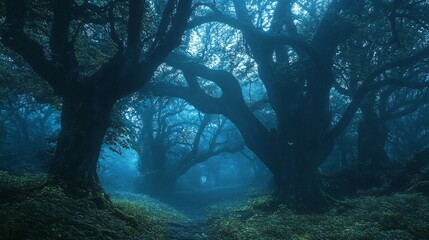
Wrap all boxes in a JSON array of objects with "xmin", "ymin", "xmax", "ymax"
[
  {"xmin": 165, "ymin": 219, "xmax": 215, "ymax": 240},
  {"xmin": 110, "ymin": 185, "xmax": 254, "ymax": 239},
  {"xmin": 164, "ymin": 185, "xmax": 252, "ymax": 239}
]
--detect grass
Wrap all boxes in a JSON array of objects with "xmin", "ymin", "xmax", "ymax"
[
  {"xmin": 205, "ymin": 192, "xmax": 429, "ymax": 240},
  {"xmin": 0, "ymin": 171, "xmax": 185, "ymax": 240},
  {"xmin": 2, "ymin": 170, "xmax": 428, "ymax": 240},
  {"xmin": 111, "ymin": 192, "xmax": 187, "ymax": 224},
  {"xmin": 0, "ymin": 170, "xmax": 46, "ymax": 190}
]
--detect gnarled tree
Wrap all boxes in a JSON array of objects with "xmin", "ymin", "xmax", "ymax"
[
  {"xmin": 0, "ymin": 0, "xmax": 192, "ymax": 194},
  {"xmin": 152, "ymin": 0, "xmax": 429, "ymax": 211},
  {"xmin": 126, "ymin": 97, "xmax": 244, "ymax": 196}
]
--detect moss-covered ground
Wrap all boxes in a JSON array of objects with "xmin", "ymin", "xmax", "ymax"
[
  {"xmin": 2, "ymin": 171, "xmax": 429, "ymax": 240},
  {"xmin": 205, "ymin": 191, "xmax": 429, "ymax": 240},
  {"xmin": 0, "ymin": 171, "xmax": 186, "ymax": 240}
]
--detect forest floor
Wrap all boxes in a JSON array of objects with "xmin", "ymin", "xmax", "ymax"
[
  {"xmin": 112, "ymin": 184, "xmax": 429, "ymax": 240},
  {"xmin": 1, "ymin": 171, "xmax": 429, "ymax": 240},
  {"xmin": 109, "ymin": 185, "xmax": 253, "ymax": 240}
]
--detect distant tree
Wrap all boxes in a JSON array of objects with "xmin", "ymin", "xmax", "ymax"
[
  {"xmin": 332, "ymin": 17, "xmax": 429, "ymax": 172},
  {"xmin": 387, "ymin": 103, "xmax": 429, "ymax": 162},
  {"xmin": 152, "ymin": 0, "xmax": 429, "ymax": 211},
  {"xmin": 0, "ymin": 55, "xmax": 60, "ymax": 172},
  {"xmin": 126, "ymin": 97, "xmax": 244, "ymax": 196},
  {"xmin": 357, "ymin": 86, "xmax": 429, "ymax": 170},
  {"xmin": 0, "ymin": 0, "xmax": 192, "ymax": 195},
  {"xmin": 0, "ymin": 93, "xmax": 59, "ymax": 173}
]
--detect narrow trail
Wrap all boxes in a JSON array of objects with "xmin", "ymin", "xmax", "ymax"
[
  {"xmin": 165, "ymin": 186, "xmax": 250, "ymax": 240},
  {"xmin": 165, "ymin": 219, "xmax": 214, "ymax": 240},
  {"xmin": 110, "ymin": 186, "xmax": 252, "ymax": 239}
]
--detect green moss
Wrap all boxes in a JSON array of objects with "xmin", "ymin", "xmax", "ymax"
[
  {"xmin": 3, "ymin": 171, "xmax": 428, "ymax": 240},
  {"xmin": 0, "ymin": 171, "xmax": 182, "ymax": 240},
  {"xmin": 207, "ymin": 193, "xmax": 429, "ymax": 240},
  {"xmin": 113, "ymin": 198, "xmax": 187, "ymax": 224},
  {"xmin": 0, "ymin": 170, "xmax": 46, "ymax": 190}
]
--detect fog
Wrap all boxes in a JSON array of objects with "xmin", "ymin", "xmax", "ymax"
[{"xmin": 1, "ymin": 0, "xmax": 429, "ymax": 239}]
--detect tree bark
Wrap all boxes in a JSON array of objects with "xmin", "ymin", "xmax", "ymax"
[
  {"xmin": 49, "ymin": 93, "xmax": 113, "ymax": 193},
  {"xmin": 276, "ymin": 158, "xmax": 325, "ymax": 211},
  {"xmin": 274, "ymin": 111, "xmax": 332, "ymax": 211}
]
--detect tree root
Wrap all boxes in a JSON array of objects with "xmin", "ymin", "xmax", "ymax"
[
  {"xmin": 85, "ymin": 190, "xmax": 139, "ymax": 228},
  {"xmin": 321, "ymin": 189, "xmax": 352, "ymax": 209},
  {"xmin": 406, "ymin": 181, "xmax": 429, "ymax": 196}
]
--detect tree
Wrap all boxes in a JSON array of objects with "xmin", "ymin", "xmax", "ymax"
[
  {"xmin": 0, "ymin": 0, "xmax": 192, "ymax": 194},
  {"xmin": 357, "ymin": 86, "xmax": 429, "ymax": 170},
  {"xmin": 0, "ymin": 93, "xmax": 59, "ymax": 173},
  {"xmin": 152, "ymin": 0, "xmax": 429, "ymax": 211},
  {"xmin": 126, "ymin": 97, "xmax": 244, "ymax": 196},
  {"xmin": 387, "ymin": 103, "xmax": 429, "ymax": 161},
  {"xmin": 331, "ymin": 9, "xmax": 429, "ymax": 172}
]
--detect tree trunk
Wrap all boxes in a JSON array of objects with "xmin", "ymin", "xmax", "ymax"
[
  {"xmin": 137, "ymin": 172, "xmax": 175, "ymax": 195},
  {"xmin": 274, "ymin": 145, "xmax": 328, "ymax": 212},
  {"xmin": 137, "ymin": 170, "xmax": 177, "ymax": 198},
  {"xmin": 357, "ymin": 110, "xmax": 389, "ymax": 171},
  {"xmin": 49, "ymin": 94, "xmax": 113, "ymax": 194},
  {"xmin": 136, "ymin": 140, "xmax": 174, "ymax": 197}
]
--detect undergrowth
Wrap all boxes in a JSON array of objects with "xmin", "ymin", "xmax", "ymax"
[
  {"xmin": 0, "ymin": 171, "xmax": 181, "ymax": 240},
  {"xmin": 2, "ymin": 170, "xmax": 428, "ymax": 240},
  {"xmin": 206, "ymin": 192, "xmax": 429, "ymax": 240}
]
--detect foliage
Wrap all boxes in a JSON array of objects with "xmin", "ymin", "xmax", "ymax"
[
  {"xmin": 206, "ymin": 192, "xmax": 429, "ymax": 240},
  {"xmin": 104, "ymin": 100, "xmax": 134, "ymax": 155},
  {"xmin": 0, "ymin": 170, "xmax": 46, "ymax": 190},
  {"xmin": 0, "ymin": 45, "xmax": 59, "ymax": 106},
  {"xmin": 112, "ymin": 192, "xmax": 187, "ymax": 223},
  {"xmin": 0, "ymin": 171, "xmax": 184, "ymax": 240}
]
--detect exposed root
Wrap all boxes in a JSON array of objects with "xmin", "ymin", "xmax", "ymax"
[
  {"xmin": 321, "ymin": 189, "xmax": 352, "ymax": 208},
  {"xmin": 110, "ymin": 206, "xmax": 139, "ymax": 228},
  {"xmin": 406, "ymin": 181, "xmax": 429, "ymax": 196}
]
